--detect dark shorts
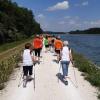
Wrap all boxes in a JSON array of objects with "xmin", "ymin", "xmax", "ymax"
[
  {"xmin": 45, "ymin": 45, "xmax": 49, "ymax": 48},
  {"xmin": 34, "ymin": 48, "xmax": 41, "ymax": 57},
  {"xmin": 55, "ymin": 49, "xmax": 61, "ymax": 54},
  {"xmin": 23, "ymin": 65, "xmax": 33, "ymax": 76},
  {"xmin": 40, "ymin": 48, "xmax": 42, "ymax": 51}
]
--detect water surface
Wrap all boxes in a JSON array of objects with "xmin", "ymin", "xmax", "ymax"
[{"xmin": 58, "ymin": 34, "xmax": 100, "ymax": 66}]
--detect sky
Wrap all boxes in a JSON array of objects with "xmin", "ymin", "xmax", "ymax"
[{"xmin": 12, "ymin": 0, "xmax": 100, "ymax": 32}]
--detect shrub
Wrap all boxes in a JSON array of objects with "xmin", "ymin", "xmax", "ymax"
[{"xmin": 0, "ymin": 48, "xmax": 22, "ymax": 89}]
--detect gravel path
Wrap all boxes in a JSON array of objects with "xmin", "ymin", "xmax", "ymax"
[{"xmin": 0, "ymin": 49, "xmax": 98, "ymax": 100}]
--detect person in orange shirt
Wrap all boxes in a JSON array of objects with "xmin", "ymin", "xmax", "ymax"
[
  {"xmin": 32, "ymin": 35, "xmax": 43, "ymax": 62},
  {"xmin": 54, "ymin": 36, "xmax": 63, "ymax": 63}
]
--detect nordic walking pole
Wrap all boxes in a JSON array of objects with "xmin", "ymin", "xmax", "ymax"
[
  {"xmin": 33, "ymin": 64, "xmax": 35, "ymax": 91},
  {"xmin": 58, "ymin": 61, "xmax": 61, "ymax": 83},
  {"xmin": 18, "ymin": 71, "xmax": 23, "ymax": 87},
  {"xmin": 32, "ymin": 51, "xmax": 36, "ymax": 91},
  {"xmin": 71, "ymin": 61, "xmax": 78, "ymax": 88}
]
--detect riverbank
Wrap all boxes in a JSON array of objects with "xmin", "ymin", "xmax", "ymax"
[
  {"xmin": 0, "ymin": 48, "xmax": 98, "ymax": 100},
  {"xmin": 73, "ymin": 52, "xmax": 100, "ymax": 99}
]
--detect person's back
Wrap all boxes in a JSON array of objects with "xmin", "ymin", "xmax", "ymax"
[
  {"xmin": 33, "ymin": 35, "xmax": 43, "ymax": 61},
  {"xmin": 23, "ymin": 49, "xmax": 33, "ymax": 66},
  {"xmin": 22, "ymin": 43, "xmax": 34, "ymax": 85},
  {"xmin": 44, "ymin": 36, "xmax": 49, "ymax": 52},
  {"xmin": 61, "ymin": 46, "xmax": 70, "ymax": 61},
  {"xmin": 60, "ymin": 41, "xmax": 72, "ymax": 83},
  {"xmin": 33, "ymin": 37, "xmax": 42, "ymax": 49},
  {"xmin": 54, "ymin": 37, "xmax": 63, "ymax": 62},
  {"xmin": 54, "ymin": 39, "xmax": 63, "ymax": 50},
  {"xmin": 44, "ymin": 37, "xmax": 48, "ymax": 46}
]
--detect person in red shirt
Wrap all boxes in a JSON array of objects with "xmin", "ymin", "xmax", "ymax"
[{"xmin": 33, "ymin": 35, "xmax": 43, "ymax": 62}]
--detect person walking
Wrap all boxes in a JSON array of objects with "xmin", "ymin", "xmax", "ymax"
[
  {"xmin": 48, "ymin": 35, "xmax": 52, "ymax": 52},
  {"xmin": 22, "ymin": 43, "xmax": 34, "ymax": 81},
  {"xmin": 54, "ymin": 36, "xmax": 63, "ymax": 63},
  {"xmin": 44, "ymin": 35, "xmax": 49, "ymax": 53},
  {"xmin": 60, "ymin": 41, "xmax": 72, "ymax": 82},
  {"xmin": 32, "ymin": 35, "xmax": 43, "ymax": 62}
]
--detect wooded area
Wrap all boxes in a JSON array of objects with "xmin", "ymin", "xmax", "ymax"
[{"xmin": 0, "ymin": 0, "xmax": 42, "ymax": 44}]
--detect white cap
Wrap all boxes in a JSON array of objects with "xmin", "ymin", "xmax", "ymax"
[
  {"xmin": 63, "ymin": 41, "xmax": 69, "ymax": 46},
  {"xmin": 36, "ymin": 35, "xmax": 39, "ymax": 37}
]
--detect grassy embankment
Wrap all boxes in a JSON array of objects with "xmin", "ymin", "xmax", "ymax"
[
  {"xmin": 0, "ymin": 38, "xmax": 33, "ymax": 90},
  {"xmin": 0, "ymin": 37, "xmax": 33, "ymax": 53},
  {"xmin": 72, "ymin": 52, "xmax": 100, "ymax": 99}
]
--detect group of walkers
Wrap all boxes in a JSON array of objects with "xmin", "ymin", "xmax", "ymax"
[{"xmin": 22, "ymin": 34, "xmax": 73, "ymax": 86}]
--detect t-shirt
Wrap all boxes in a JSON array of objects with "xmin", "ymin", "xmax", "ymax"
[
  {"xmin": 33, "ymin": 38, "xmax": 42, "ymax": 49},
  {"xmin": 23, "ymin": 49, "xmax": 33, "ymax": 66},
  {"xmin": 54, "ymin": 40, "xmax": 63, "ymax": 50},
  {"xmin": 44, "ymin": 38, "xmax": 48, "ymax": 46},
  {"xmin": 61, "ymin": 46, "xmax": 70, "ymax": 61}
]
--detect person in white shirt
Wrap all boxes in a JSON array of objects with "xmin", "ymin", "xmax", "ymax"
[
  {"xmin": 60, "ymin": 41, "xmax": 72, "ymax": 82},
  {"xmin": 22, "ymin": 43, "xmax": 34, "ymax": 80}
]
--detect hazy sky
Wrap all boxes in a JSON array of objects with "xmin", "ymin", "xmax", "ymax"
[{"xmin": 12, "ymin": 0, "xmax": 100, "ymax": 32}]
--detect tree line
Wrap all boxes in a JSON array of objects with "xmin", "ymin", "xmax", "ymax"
[
  {"xmin": 0, "ymin": 0, "xmax": 42, "ymax": 44},
  {"xmin": 44, "ymin": 31, "xmax": 66, "ymax": 34},
  {"xmin": 69, "ymin": 28, "xmax": 100, "ymax": 34}
]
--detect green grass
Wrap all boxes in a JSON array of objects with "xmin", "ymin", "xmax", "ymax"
[
  {"xmin": 0, "ymin": 41, "xmax": 24, "ymax": 53},
  {"xmin": 72, "ymin": 52, "xmax": 100, "ymax": 99},
  {"xmin": 0, "ymin": 50, "xmax": 21, "ymax": 90},
  {"xmin": 0, "ymin": 37, "xmax": 33, "ymax": 53}
]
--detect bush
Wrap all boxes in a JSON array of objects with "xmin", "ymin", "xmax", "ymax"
[{"xmin": 0, "ymin": 47, "xmax": 22, "ymax": 90}]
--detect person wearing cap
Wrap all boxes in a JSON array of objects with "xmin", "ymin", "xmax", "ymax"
[{"xmin": 60, "ymin": 41, "xmax": 72, "ymax": 82}]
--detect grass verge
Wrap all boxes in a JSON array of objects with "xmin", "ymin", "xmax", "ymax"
[
  {"xmin": 0, "ymin": 37, "xmax": 33, "ymax": 53},
  {"xmin": 72, "ymin": 52, "xmax": 100, "ymax": 99}
]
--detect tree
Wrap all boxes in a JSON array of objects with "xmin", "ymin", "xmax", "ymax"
[{"xmin": 0, "ymin": 0, "xmax": 43, "ymax": 44}]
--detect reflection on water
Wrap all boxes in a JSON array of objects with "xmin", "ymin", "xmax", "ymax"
[{"xmin": 57, "ymin": 34, "xmax": 100, "ymax": 66}]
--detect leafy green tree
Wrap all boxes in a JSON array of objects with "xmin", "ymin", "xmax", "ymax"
[{"xmin": 0, "ymin": 0, "xmax": 43, "ymax": 44}]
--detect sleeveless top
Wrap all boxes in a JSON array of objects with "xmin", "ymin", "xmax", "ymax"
[
  {"xmin": 61, "ymin": 46, "xmax": 70, "ymax": 61},
  {"xmin": 23, "ymin": 49, "xmax": 33, "ymax": 66}
]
